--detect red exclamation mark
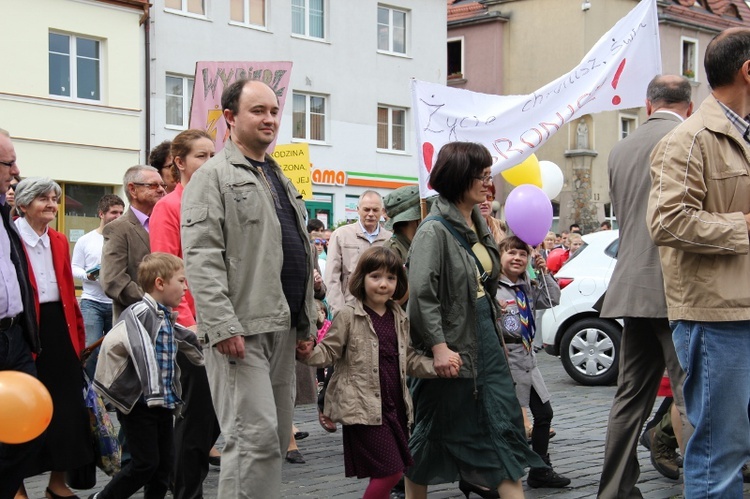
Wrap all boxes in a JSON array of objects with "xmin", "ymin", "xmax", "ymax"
[{"xmin": 611, "ymin": 59, "xmax": 626, "ymax": 105}]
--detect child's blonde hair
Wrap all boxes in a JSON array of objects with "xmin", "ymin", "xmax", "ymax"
[
  {"xmin": 568, "ymin": 233, "xmax": 583, "ymax": 245},
  {"xmin": 347, "ymin": 246, "xmax": 407, "ymax": 302},
  {"xmin": 137, "ymin": 252, "xmax": 184, "ymax": 293}
]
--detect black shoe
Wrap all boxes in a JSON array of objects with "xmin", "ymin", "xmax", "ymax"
[
  {"xmin": 45, "ymin": 487, "xmax": 80, "ymax": 499},
  {"xmin": 294, "ymin": 431, "xmax": 309, "ymax": 440},
  {"xmin": 457, "ymin": 480, "xmax": 499, "ymax": 498},
  {"xmin": 527, "ymin": 460, "xmax": 571, "ymax": 489},
  {"xmin": 285, "ymin": 449, "xmax": 305, "ymax": 464},
  {"xmin": 208, "ymin": 455, "xmax": 221, "ymax": 467}
]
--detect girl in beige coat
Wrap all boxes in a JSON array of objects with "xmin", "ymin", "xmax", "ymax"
[{"xmin": 297, "ymin": 246, "xmax": 440, "ymax": 499}]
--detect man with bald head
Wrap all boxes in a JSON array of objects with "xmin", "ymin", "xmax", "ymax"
[
  {"xmin": 597, "ymin": 75, "xmax": 694, "ymax": 498},
  {"xmin": 648, "ymin": 28, "xmax": 750, "ymax": 497},
  {"xmin": 182, "ymin": 79, "xmax": 316, "ymax": 498}
]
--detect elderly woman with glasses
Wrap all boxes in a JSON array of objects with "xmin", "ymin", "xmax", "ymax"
[
  {"xmin": 478, "ymin": 184, "xmax": 505, "ymax": 247},
  {"xmin": 405, "ymin": 142, "xmax": 544, "ymax": 499},
  {"xmin": 13, "ymin": 177, "xmax": 92, "ymax": 499}
]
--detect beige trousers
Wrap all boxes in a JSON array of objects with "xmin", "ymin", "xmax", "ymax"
[{"xmin": 205, "ymin": 330, "xmax": 296, "ymax": 499}]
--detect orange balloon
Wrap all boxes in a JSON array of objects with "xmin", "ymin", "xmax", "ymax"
[{"xmin": 0, "ymin": 371, "xmax": 53, "ymax": 444}]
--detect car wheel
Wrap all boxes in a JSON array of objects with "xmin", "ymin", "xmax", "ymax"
[{"xmin": 559, "ymin": 318, "xmax": 621, "ymax": 386}]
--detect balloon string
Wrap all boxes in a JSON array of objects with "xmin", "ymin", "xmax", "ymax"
[{"xmin": 540, "ymin": 272, "xmax": 558, "ymax": 324}]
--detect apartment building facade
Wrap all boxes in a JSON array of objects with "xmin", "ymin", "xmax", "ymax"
[
  {"xmin": 0, "ymin": 0, "xmax": 147, "ymax": 249},
  {"xmin": 448, "ymin": 0, "xmax": 749, "ymax": 232},
  {"xmin": 150, "ymin": 0, "xmax": 446, "ymax": 226}
]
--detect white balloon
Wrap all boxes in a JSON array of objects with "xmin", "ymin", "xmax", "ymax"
[{"xmin": 539, "ymin": 160, "xmax": 564, "ymax": 200}]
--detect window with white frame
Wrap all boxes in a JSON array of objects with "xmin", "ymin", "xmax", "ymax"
[
  {"xmin": 49, "ymin": 32, "xmax": 101, "ymax": 101},
  {"xmin": 292, "ymin": 0, "xmax": 325, "ymax": 39},
  {"xmin": 166, "ymin": 75, "xmax": 195, "ymax": 129},
  {"xmin": 447, "ymin": 38, "xmax": 463, "ymax": 78},
  {"xmin": 377, "ymin": 105, "xmax": 406, "ymax": 151},
  {"xmin": 619, "ymin": 114, "xmax": 637, "ymax": 140},
  {"xmin": 293, "ymin": 93, "xmax": 326, "ymax": 142},
  {"xmin": 604, "ymin": 203, "xmax": 618, "ymax": 230},
  {"xmin": 165, "ymin": 0, "xmax": 205, "ymax": 16},
  {"xmin": 377, "ymin": 5, "xmax": 407, "ymax": 55},
  {"xmin": 230, "ymin": 0, "xmax": 266, "ymax": 27},
  {"xmin": 681, "ymin": 37, "xmax": 698, "ymax": 80}
]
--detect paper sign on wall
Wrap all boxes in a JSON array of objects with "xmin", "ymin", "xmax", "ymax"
[{"xmin": 271, "ymin": 143, "xmax": 313, "ymax": 200}]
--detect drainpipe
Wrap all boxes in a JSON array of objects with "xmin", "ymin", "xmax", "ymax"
[{"xmin": 142, "ymin": 7, "xmax": 151, "ymax": 159}]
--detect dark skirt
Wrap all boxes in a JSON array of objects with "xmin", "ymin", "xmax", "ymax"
[
  {"xmin": 406, "ymin": 297, "xmax": 545, "ymax": 488},
  {"xmin": 342, "ymin": 306, "xmax": 412, "ymax": 479},
  {"xmin": 28, "ymin": 302, "xmax": 93, "ymax": 475}
]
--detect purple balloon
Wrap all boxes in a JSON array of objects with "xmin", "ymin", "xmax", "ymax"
[{"xmin": 504, "ymin": 185, "xmax": 553, "ymax": 247}]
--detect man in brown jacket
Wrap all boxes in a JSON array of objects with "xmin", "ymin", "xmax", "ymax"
[
  {"xmin": 648, "ymin": 28, "xmax": 750, "ymax": 497},
  {"xmin": 101, "ymin": 165, "xmax": 166, "ymax": 322}
]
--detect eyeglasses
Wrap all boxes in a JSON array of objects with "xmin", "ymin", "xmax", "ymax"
[
  {"xmin": 485, "ymin": 195, "xmax": 495, "ymax": 202},
  {"xmin": 8, "ymin": 184, "xmax": 17, "ymax": 191},
  {"xmin": 0, "ymin": 160, "xmax": 16, "ymax": 168},
  {"xmin": 313, "ymin": 239, "xmax": 326, "ymax": 245},
  {"xmin": 474, "ymin": 174, "xmax": 493, "ymax": 184},
  {"xmin": 133, "ymin": 182, "xmax": 167, "ymax": 190}
]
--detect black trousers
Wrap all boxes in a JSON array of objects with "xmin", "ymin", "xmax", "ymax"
[
  {"xmin": 173, "ymin": 351, "xmax": 220, "ymax": 499},
  {"xmin": 100, "ymin": 404, "xmax": 173, "ymax": 499},
  {"xmin": 0, "ymin": 324, "xmax": 43, "ymax": 499},
  {"xmin": 529, "ymin": 387, "xmax": 554, "ymax": 461}
]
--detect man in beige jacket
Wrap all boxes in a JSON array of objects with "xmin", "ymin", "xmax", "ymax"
[
  {"xmin": 648, "ymin": 28, "xmax": 750, "ymax": 498},
  {"xmin": 324, "ymin": 190, "xmax": 391, "ymax": 314}
]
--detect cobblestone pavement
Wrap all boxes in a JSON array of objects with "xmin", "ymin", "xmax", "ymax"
[{"xmin": 22, "ymin": 352, "xmax": 750, "ymax": 498}]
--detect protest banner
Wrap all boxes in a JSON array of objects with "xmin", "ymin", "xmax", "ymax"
[
  {"xmin": 411, "ymin": 0, "xmax": 661, "ymax": 197},
  {"xmin": 189, "ymin": 61, "xmax": 293, "ymax": 153},
  {"xmin": 270, "ymin": 143, "xmax": 313, "ymax": 199}
]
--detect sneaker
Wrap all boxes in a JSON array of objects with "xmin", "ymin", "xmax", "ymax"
[{"xmin": 650, "ymin": 433, "xmax": 680, "ymax": 480}]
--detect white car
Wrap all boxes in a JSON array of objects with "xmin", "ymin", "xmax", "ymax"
[{"xmin": 540, "ymin": 230, "xmax": 622, "ymax": 386}]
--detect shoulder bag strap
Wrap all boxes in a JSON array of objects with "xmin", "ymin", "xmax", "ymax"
[{"xmin": 423, "ymin": 215, "xmax": 490, "ymax": 285}]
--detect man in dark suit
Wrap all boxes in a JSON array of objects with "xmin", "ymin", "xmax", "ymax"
[
  {"xmin": 597, "ymin": 75, "xmax": 694, "ymax": 499},
  {"xmin": 0, "ymin": 129, "xmax": 41, "ymax": 499},
  {"xmin": 101, "ymin": 165, "xmax": 166, "ymax": 322}
]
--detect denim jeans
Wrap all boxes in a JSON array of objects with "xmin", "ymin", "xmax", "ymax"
[
  {"xmin": 672, "ymin": 320, "xmax": 750, "ymax": 498},
  {"xmin": 80, "ymin": 298, "xmax": 113, "ymax": 378}
]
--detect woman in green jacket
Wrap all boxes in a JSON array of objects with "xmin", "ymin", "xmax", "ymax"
[{"xmin": 405, "ymin": 142, "xmax": 544, "ymax": 499}]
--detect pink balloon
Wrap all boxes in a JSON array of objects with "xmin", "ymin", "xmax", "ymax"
[{"xmin": 505, "ymin": 185, "xmax": 553, "ymax": 247}]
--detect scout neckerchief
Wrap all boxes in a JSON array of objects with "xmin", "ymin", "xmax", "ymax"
[{"xmin": 514, "ymin": 286, "xmax": 535, "ymax": 351}]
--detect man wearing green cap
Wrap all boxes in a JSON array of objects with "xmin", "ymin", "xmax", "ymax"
[{"xmin": 383, "ymin": 185, "xmax": 423, "ymax": 263}]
